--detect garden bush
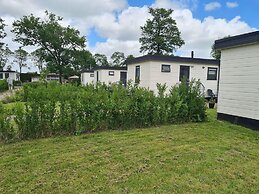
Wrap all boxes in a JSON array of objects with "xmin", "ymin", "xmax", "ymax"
[
  {"xmin": 0, "ymin": 80, "xmax": 8, "ymax": 92},
  {"xmin": 0, "ymin": 79, "xmax": 207, "ymax": 142},
  {"xmin": 0, "ymin": 102, "xmax": 16, "ymax": 143}
]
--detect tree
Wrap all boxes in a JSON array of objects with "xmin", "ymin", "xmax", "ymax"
[
  {"xmin": 12, "ymin": 11, "xmax": 86, "ymax": 83},
  {"xmin": 13, "ymin": 47, "xmax": 28, "ymax": 78},
  {"xmin": 111, "ymin": 51, "xmax": 126, "ymax": 67},
  {"xmin": 0, "ymin": 18, "xmax": 11, "ymax": 70},
  {"xmin": 139, "ymin": 8, "xmax": 184, "ymax": 55},
  {"xmin": 211, "ymin": 36, "xmax": 230, "ymax": 60},
  {"xmin": 30, "ymin": 48, "xmax": 46, "ymax": 72},
  {"xmin": 71, "ymin": 49, "xmax": 97, "ymax": 71},
  {"xmin": 210, "ymin": 42, "xmax": 221, "ymax": 60},
  {"xmin": 94, "ymin": 53, "xmax": 109, "ymax": 67},
  {"xmin": 0, "ymin": 18, "xmax": 6, "ymax": 46}
]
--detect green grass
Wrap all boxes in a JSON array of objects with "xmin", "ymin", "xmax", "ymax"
[{"xmin": 0, "ymin": 110, "xmax": 258, "ymax": 193}]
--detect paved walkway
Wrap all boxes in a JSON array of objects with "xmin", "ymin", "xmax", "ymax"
[{"xmin": 0, "ymin": 87, "xmax": 21, "ymax": 101}]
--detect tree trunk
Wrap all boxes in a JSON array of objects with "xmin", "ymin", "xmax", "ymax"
[
  {"xmin": 19, "ymin": 66, "xmax": 22, "ymax": 81},
  {"xmin": 59, "ymin": 70, "xmax": 62, "ymax": 84}
]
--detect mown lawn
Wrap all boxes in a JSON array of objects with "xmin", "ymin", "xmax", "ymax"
[{"xmin": 0, "ymin": 110, "xmax": 258, "ymax": 193}]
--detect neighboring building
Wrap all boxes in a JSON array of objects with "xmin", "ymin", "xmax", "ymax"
[
  {"xmin": 31, "ymin": 76, "xmax": 40, "ymax": 82},
  {"xmin": 81, "ymin": 70, "xmax": 95, "ymax": 85},
  {"xmin": 126, "ymin": 55, "xmax": 220, "ymax": 95},
  {"xmin": 0, "ymin": 70, "xmax": 19, "ymax": 81},
  {"xmin": 31, "ymin": 73, "xmax": 63, "ymax": 82},
  {"xmin": 81, "ymin": 67, "xmax": 127, "ymax": 86},
  {"xmin": 215, "ymin": 31, "xmax": 259, "ymax": 130}
]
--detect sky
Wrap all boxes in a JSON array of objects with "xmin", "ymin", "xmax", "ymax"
[{"xmin": 0, "ymin": 0, "xmax": 258, "ymax": 72}]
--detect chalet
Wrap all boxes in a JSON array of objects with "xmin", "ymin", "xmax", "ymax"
[
  {"xmin": 0, "ymin": 70, "xmax": 19, "ymax": 81},
  {"xmin": 215, "ymin": 31, "xmax": 259, "ymax": 130},
  {"xmin": 126, "ymin": 54, "xmax": 220, "ymax": 95},
  {"xmin": 81, "ymin": 67, "xmax": 127, "ymax": 86}
]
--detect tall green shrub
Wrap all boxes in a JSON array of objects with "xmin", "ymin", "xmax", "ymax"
[
  {"xmin": 0, "ymin": 80, "xmax": 8, "ymax": 92},
  {"xmin": 4, "ymin": 79, "xmax": 207, "ymax": 141}
]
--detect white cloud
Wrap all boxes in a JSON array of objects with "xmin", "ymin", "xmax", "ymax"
[
  {"xmin": 205, "ymin": 2, "xmax": 221, "ymax": 11},
  {"xmin": 226, "ymin": 2, "xmax": 239, "ymax": 8},
  {"xmin": 0, "ymin": 0, "xmax": 256, "ymax": 72}
]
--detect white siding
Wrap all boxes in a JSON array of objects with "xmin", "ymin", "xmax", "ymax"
[
  {"xmin": 0, "ymin": 72, "xmax": 18, "ymax": 81},
  {"xmin": 218, "ymin": 43, "xmax": 259, "ymax": 120},
  {"xmin": 81, "ymin": 72, "xmax": 94, "ymax": 85},
  {"xmin": 127, "ymin": 61, "xmax": 218, "ymax": 94},
  {"xmin": 95, "ymin": 69, "xmax": 126, "ymax": 85}
]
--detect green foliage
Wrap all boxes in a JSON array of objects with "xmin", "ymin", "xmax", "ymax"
[
  {"xmin": 0, "ymin": 102, "xmax": 15, "ymax": 143},
  {"xmin": 0, "ymin": 79, "xmax": 8, "ymax": 92},
  {"xmin": 12, "ymin": 11, "xmax": 86, "ymax": 83},
  {"xmin": 94, "ymin": 53, "xmax": 109, "ymax": 66},
  {"xmin": 211, "ymin": 42, "xmax": 221, "ymax": 60},
  {"xmin": 0, "ymin": 18, "xmax": 12, "ymax": 70},
  {"xmin": 13, "ymin": 47, "xmax": 28, "ymax": 75},
  {"xmin": 20, "ymin": 72, "xmax": 38, "ymax": 82},
  {"xmin": 111, "ymin": 51, "xmax": 126, "ymax": 67},
  {"xmin": 139, "ymin": 8, "xmax": 185, "ymax": 55},
  {"xmin": 0, "ymin": 80, "xmax": 206, "ymax": 142}
]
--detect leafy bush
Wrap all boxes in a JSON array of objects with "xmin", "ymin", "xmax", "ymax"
[
  {"xmin": 0, "ymin": 79, "xmax": 206, "ymax": 142},
  {"xmin": 0, "ymin": 80, "xmax": 8, "ymax": 92},
  {"xmin": 0, "ymin": 103, "xmax": 16, "ymax": 143}
]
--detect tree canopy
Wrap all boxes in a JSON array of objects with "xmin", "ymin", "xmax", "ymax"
[
  {"xmin": 13, "ymin": 47, "xmax": 28, "ymax": 76},
  {"xmin": 94, "ymin": 53, "xmax": 109, "ymax": 67},
  {"xmin": 111, "ymin": 51, "xmax": 126, "ymax": 67},
  {"xmin": 210, "ymin": 42, "xmax": 221, "ymax": 60},
  {"xmin": 139, "ymin": 8, "xmax": 184, "ymax": 55},
  {"xmin": 12, "ymin": 11, "xmax": 86, "ymax": 83},
  {"xmin": 0, "ymin": 18, "xmax": 11, "ymax": 70}
]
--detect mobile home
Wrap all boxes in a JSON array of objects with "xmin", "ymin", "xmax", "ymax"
[
  {"xmin": 81, "ymin": 67, "xmax": 127, "ymax": 86},
  {"xmin": 215, "ymin": 31, "xmax": 259, "ymax": 130},
  {"xmin": 0, "ymin": 70, "xmax": 19, "ymax": 81},
  {"xmin": 126, "ymin": 55, "xmax": 220, "ymax": 95}
]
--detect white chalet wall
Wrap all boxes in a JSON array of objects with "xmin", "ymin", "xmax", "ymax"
[{"xmin": 218, "ymin": 43, "xmax": 259, "ymax": 120}]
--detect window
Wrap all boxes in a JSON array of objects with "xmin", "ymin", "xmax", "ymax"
[
  {"xmin": 135, "ymin": 66, "xmax": 140, "ymax": 83},
  {"xmin": 5, "ymin": 73, "xmax": 9, "ymax": 79},
  {"xmin": 161, "ymin": 64, "xmax": 171, "ymax": 72},
  {"xmin": 0, "ymin": 73, "xmax": 3, "ymax": 79},
  {"xmin": 179, "ymin": 66, "xmax": 190, "ymax": 81},
  {"xmin": 109, "ymin": 71, "xmax": 114, "ymax": 76},
  {"xmin": 207, "ymin": 67, "xmax": 218, "ymax": 80},
  {"xmin": 90, "ymin": 73, "xmax": 94, "ymax": 77}
]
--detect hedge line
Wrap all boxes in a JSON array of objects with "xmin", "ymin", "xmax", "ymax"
[{"xmin": 0, "ymin": 80, "xmax": 206, "ymax": 142}]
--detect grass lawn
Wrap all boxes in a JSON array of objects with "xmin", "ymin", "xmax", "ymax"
[{"xmin": 0, "ymin": 110, "xmax": 258, "ymax": 193}]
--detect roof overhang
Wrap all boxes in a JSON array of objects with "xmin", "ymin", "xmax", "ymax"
[{"xmin": 215, "ymin": 31, "xmax": 259, "ymax": 50}]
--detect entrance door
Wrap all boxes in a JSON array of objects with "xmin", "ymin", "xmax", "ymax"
[
  {"xmin": 179, "ymin": 66, "xmax": 190, "ymax": 81},
  {"xmin": 120, "ymin": 72, "xmax": 127, "ymax": 86}
]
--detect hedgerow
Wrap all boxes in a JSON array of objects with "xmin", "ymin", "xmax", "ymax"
[{"xmin": 0, "ymin": 79, "xmax": 206, "ymax": 142}]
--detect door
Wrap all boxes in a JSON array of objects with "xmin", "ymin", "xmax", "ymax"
[
  {"xmin": 120, "ymin": 71, "xmax": 127, "ymax": 86},
  {"xmin": 179, "ymin": 66, "xmax": 190, "ymax": 81},
  {"xmin": 96, "ymin": 71, "xmax": 99, "ymax": 82}
]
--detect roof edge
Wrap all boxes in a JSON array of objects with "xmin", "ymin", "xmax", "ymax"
[{"xmin": 215, "ymin": 31, "xmax": 259, "ymax": 50}]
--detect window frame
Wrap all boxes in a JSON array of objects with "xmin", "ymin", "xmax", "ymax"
[
  {"xmin": 207, "ymin": 67, "xmax": 218, "ymax": 80},
  {"xmin": 135, "ymin": 65, "xmax": 140, "ymax": 83},
  {"xmin": 161, "ymin": 64, "xmax": 171, "ymax": 73},
  {"xmin": 5, "ymin": 73, "xmax": 9, "ymax": 79},
  {"xmin": 108, "ymin": 71, "xmax": 115, "ymax": 76},
  {"xmin": 0, "ymin": 73, "xmax": 3, "ymax": 79}
]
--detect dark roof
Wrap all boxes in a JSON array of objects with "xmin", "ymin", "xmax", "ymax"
[
  {"xmin": 0, "ymin": 70, "xmax": 16, "ymax": 73},
  {"xmin": 81, "ymin": 69, "xmax": 94, "ymax": 73},
  {"xmin": 215, "ymin": 31, "xmax": 259, "ymax": 50},
  {"xmin": 93, "ymin": 66, "xmax": 127, "ymax": 71},
  {"xmin": 126, "ymin": 55, "xmax": 219, "ymax": 65}
]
